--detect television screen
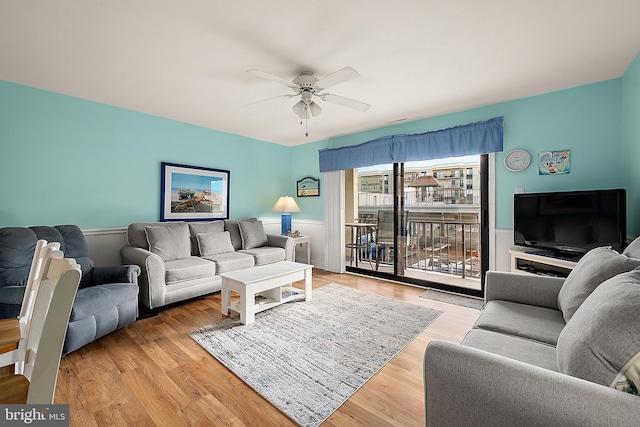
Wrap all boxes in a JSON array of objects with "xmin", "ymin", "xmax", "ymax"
[{"xmin": 514, "ymin": 189, "xmax": 626, "ymax": 257}]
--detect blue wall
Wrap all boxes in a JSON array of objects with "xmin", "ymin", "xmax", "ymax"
[
  {"xmin": 0, "ymin": 81, "xmax": 292, "ymax": 228},
  {"xmin": 2, "ymin": 63, "xmax": 637, "ymax": 235},
  {"xmin": 622, "ymin": 52, "xmax": 640, "ymax": 237},
  {"xmin": 302, "ymin": 78, "xmax": 624, "ymax": 229}
]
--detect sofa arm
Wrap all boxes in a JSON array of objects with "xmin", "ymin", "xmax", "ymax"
[
  {"xmin": 484, "ymin": 271, "xmax": 565, "ymax": 309},
  {"xmin": 120, "ymin": 246, "xmax": 166, "ymax": 309},
  {"xmin": 266, "ymin": 234, "xmax": 294, "ymax": 262},
  {"xmin": 90, "ymin": 265, "xmax": 141, "ymax": 286},
  {"xmin": 424, "ymin": 340, "xmax": 640, "ymax": 427}
]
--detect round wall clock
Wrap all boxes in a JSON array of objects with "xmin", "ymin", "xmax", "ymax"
[{"xmin": 503, "ymin": 149, "xmax": 531, "ymax": 172}]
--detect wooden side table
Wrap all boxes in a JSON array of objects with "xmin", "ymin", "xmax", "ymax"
[{"xmin": 290, "ymin": 235, "xmax": 312, "ymax": 264}]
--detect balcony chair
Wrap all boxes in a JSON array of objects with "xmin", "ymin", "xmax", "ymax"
[{"xmin": 374, "ymin": 210, "xmax": 408, "ymax": 270}]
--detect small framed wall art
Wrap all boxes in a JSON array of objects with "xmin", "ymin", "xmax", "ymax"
[
  {"xmin": 161, "ymin": 162, "xmax": 230, "ymax": 221},
  {"xmin": 297, "ymin": 176, "xmax": 320, "ymax": 197},
  {"xmin": 538, "ymin": 150, "xmax": 570, "ymax": 175}
]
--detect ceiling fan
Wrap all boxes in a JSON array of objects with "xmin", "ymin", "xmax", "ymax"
[{"xmin": 246, "ymin": 66, "xmax": 371, "ymax": 119}]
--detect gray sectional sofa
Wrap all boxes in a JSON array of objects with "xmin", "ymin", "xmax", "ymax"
[
  {"xmin": 120, "ymin": 219, "xmax": 293, "ymax": 310},
  {"xmin": 424, "ymin": 238, "xmax": 640, "ymax": 426}
]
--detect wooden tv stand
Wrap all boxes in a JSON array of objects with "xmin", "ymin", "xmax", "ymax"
[{"xmin": 509, "ymin": 247, "xmax": 578, "ymax": 278}]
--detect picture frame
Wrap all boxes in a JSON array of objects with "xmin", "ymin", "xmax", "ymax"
[
  {"xmin": 538, "ymin": 150, "xmax": 570, "ymax": 175},
  {"xmin": 161, "ymin": 162, "xmax": 230, "ymax": 221},
  {"xmin": 297, "ymin": 176, "xmax": 320, "ymax": 197}
]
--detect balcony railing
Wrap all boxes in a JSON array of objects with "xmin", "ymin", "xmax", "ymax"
[
  {"xmin": 347, "ymin": 215, "xmax": 481, "ymax": 280},
  {"xmin": 358, "ymin": 189, "xmax": 480, "ymax": 207}
]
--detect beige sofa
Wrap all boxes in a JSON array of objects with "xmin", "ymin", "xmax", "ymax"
[{"xmin": 120, "ymin": 219, "xmax": 293, "ymax": 310}]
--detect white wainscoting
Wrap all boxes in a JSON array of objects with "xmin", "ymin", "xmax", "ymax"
[
  {"xmin": 83, "ymin": 228, "xmax": 128, "ymax": 267},
  {"xmin": 84, "ymin": 223, "xmax": 508, "ymax": 273},
  {"xmin": 494, "ymin": 228, "xmax": 514, "ymax": 272},
  {"xmin": 263, "ymin": 219, "xmax": 326, "ymax": 269}
]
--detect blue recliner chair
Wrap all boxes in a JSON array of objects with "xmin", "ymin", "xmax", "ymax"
[{"xmin": 0, "ymin": 225, "xmax": 140, "ymax": 354}]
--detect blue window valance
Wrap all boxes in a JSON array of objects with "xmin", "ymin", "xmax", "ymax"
[{"xmin": 318, "ymin": 116, "xmax": 504, "ymax": 172}]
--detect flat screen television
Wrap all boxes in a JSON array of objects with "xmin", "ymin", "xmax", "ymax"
[{"xmin": 514, "ymin": 189, "xmax": 626, "ymax": 258}]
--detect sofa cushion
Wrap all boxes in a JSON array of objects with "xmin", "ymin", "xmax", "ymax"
[
  {"xmin": 462, "ymin": 328, "xmax": 559, "ymax": 372},
  {"xmin": 145, "ymin": 223, "xmax": 191, "ymax": 262},
  {"xmin": 557, "ymin": 270, "xmax": 640, "ymax": 395},
  {"xmin": 239, "ymin": 247, "xmax": 286, "ymax": 265},
  {"xmin": 196, "ymin": 231, "xmax": 235, "ymax": 257},
  {"xmin": 623, "ymin": 236, "xmax": 640, "ymax": 259},
  {"xmin": 164, "ymin": 257, "xmax": 216, "ymax": 284},
  {"xmin": 31, "ymin": 225, "xmax": 94, "ymax": 287},
  {"xmin": 127, "ymin": 222, "xmax": 183, "ymax": 250},
  {"xmin": 202, "ymin": 252, "xmax": 255, "ymax": 273},
  {"xmin": 188, "ymin": 221, "xmax": 224, "ymax": 255},
  {"xmin": 225, "ymin": 218, "xmax": 257, "ymax": 250},
  {"xmin": 239, "ymin": 220, "xmax": 268, "ymax": 250},
  {"xmin": 0, "ymin": 227, "xmax": 37, "ymax": 287},
  {"xmin": 474, "ymin": 300, "xmax": 566, "ymax": 346},
  {"xmin": 69, "ymin": 283, "xmax": 139, "ymax": 321},
  {"xmin": 557, "ymin": 247, "xmax": 640, "ymax": 322}
]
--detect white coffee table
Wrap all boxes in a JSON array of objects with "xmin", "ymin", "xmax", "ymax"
[{"xmin": 220, "ymin": 261, "xmax": 313, "ymax": 324}]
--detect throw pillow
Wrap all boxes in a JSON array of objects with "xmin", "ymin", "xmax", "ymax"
[
  {"xmin": 557, "ymin": 246, "xmax": 640, "ymax": 322},
  {"xmin": 225, "ymin": 218, "xmax": 258, "ymax": 250},
  {"xmin": 196, "ymin": 231, "xmax": 236, "ymax": 257},
  {"xmin": 188, "ymin": 221, "xmax": 224, "ymax": 255},
  {"xmin": 238, "ymin": 220, "xmax": 268, "ymax": 250},
  {"xmin": 144, "ymin": 223, "xmax": 191, "ymax": 262},
  {"xmin": 557, "ymin": 270, "xmax": 640, "ymax": 395}
]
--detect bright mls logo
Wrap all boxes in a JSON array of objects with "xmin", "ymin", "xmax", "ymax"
[{"xmin": 1, "ymin": 405, "xmax": 69, "ymax": 426}]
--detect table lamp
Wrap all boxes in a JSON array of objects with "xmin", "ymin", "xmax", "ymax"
[{"xmin": 272, "ymin": 196, "xmax": 301, "ymax": 235}]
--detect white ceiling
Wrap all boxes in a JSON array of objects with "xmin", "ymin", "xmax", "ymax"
[{"xmin": 2, "ymin": 1, "xmax": 639, "ymax": 146}]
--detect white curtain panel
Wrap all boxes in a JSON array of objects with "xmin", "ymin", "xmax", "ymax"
[{"xmin": 323, "ymin": 170, "xmax": 345, "ymax": 273}]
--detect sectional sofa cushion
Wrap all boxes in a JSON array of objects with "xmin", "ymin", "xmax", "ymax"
[
  {"xmin": 557, "ymin": 270, "xmax": 640, "ymax": 395},
  {"xmin": 462, "ymin": 328, "xmax": 559, "ymax": 372},
  {"xmin": 164, "ymin": 258, "xmax": 217, "ymax": 283},
  {"xmin": 202, "ymin": 252, "xmax": 255, "ymax": 274},
  {"xmin": 557, "ymin": 247, "xmax": 640, "ymax": 322},
  {"xmin": 188, "ymin": 221, "xmax": 224, "ymax": 255},
  {"xmin": 196, "ymin": 231, "xmax": 235, "ymax": 256},
  {"xmin": 145, "ymin": 223, "xmax": 191, "ymax": 262},
  {"xmin": 239, "ymin": 246, "xmax": 287, "ymax": 265},
  {"xmin": 473, "ymin": 300, "xmax": 566, "ymax": 346},
  {"xmin": 623, "ymin": 237, "xmax": 640, "ymax": 259},
  {"xmin": 239, "ymin": 220, "xmax": 269, "ymax": 249}
]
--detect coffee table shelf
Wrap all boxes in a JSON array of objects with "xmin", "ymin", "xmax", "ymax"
[
  {"xmin": 220, "ymin": 261, "xmax": 313, "ymax": 324},
  {"xmin": 227, "ymin": 286, "xmax": 305, "ymax": 314}
]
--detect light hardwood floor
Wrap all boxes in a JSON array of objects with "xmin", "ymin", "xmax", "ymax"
[{"xmin": 54, "ymin": 269, "xmax": 481, "ymax": 426}]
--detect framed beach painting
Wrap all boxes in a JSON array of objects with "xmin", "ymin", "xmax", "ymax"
[{"xmin": 160, "ymin": 162, "xmax": 230, "ymax": 221}]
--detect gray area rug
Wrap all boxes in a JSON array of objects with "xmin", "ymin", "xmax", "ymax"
[
  {"xmin": 189, "ymin": 283, "xmax": 442, "ymax": 427},
  {"xmin": 419, "ymin": 289, "xmax": 484, "ymax": 310}
]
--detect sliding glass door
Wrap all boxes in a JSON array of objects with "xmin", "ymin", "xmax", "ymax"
[{"xmin": 345, "ymin": 155, "xmax": 488, "ymax": 297}]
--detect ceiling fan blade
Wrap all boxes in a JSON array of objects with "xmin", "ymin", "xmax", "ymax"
[
  {"xmin": 247, "ymin": 69, "xmax": 299, "ymax": 90},
  {"xmin": 316, "ymin": 67, "xmax": 361, "ymax": 90},
  {"xmin": 321, "ymin": 93, "xmax": 371, "ymax": 112},
  {"xmin": 244, "ymin": 93, "xmax": 296, "ymax": 107}
]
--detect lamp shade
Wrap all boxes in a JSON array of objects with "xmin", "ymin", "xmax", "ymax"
[{"xmin": 272, "ymin": 196, "xmax": 301, "ymax": 213}]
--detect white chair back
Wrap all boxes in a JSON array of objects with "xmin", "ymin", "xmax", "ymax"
[
  {"xmin": 20, "ymin": 240, "xmax": 62, "ymax": 320},
  {"xmin": 22, "ymin": 257, "xmax": 81, "ymax": 403},
  {"xmin": 0, "ymin": 240, "xmax": 63, "ymax": 374}
]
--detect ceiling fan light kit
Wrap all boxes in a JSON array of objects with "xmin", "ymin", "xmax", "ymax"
[{"xmin": 247, "ymin": 67, "xmax": 371, "ymax": 126}]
